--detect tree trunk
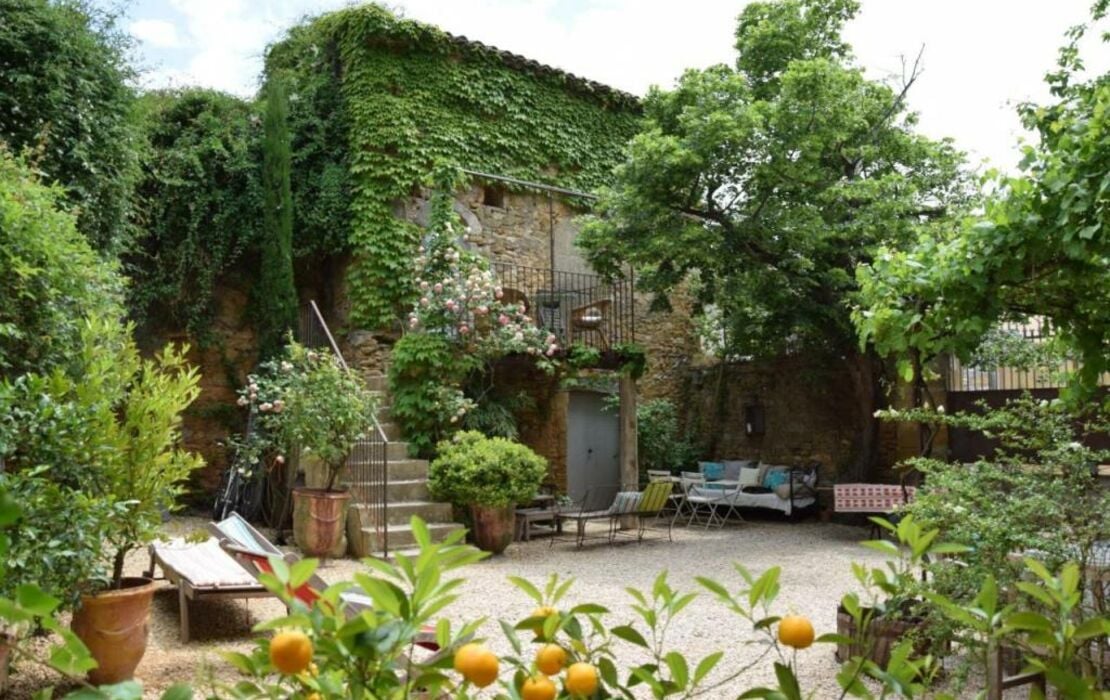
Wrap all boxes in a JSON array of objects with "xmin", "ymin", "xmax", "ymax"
[{"xmin": 845, "ymin": 350, "xmax": 883, "ymax": 482}]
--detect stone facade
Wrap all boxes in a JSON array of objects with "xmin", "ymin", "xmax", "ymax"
[
  {"xmin": 680, "ymin": 355, "xmax": 865, "ymax": 483},
  {"xmin": 140, "ymin": 280, "xmax": 259, "ymax": 502}
]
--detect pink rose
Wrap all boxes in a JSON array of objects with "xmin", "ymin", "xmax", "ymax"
[
  {"xmin": 498, "ymin": 314, "xmax": 510, "ymax": 326},
  {"xmin": 459, "ymin": 324, "xmax": 470, "ymax": 335}
]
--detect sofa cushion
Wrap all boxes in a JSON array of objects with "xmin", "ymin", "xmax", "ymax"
[
  {"xmin": 699, "ymin": 461, "xmax": 725, "ymax": 480},
  {"xmin": 738, "ymin": 466, "xmax": 761, "ymax": 487},
  {"xmin": 722, "ymin": 459, "xmax": 755, "ymax": 480},
  {"xmin": 763, "ymin": 467, "xmax": 790, "ymax": 490}
]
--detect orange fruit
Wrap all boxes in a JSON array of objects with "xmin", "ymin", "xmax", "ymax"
[
  {"xmin": 535, "ymin": 643, "xmax": 568, "ymax": 675},
  {"xmin": 269, "ymin": 630, "xmax": 313, "ymax": 675},
  {"xmin": 778, "ymin": 614, "xmax": 815, "ymax": 649},
  {"xmin": 455, "ymin": 644, "xmax": 499, "ymax": 687},
  {"xmin": 565, "ymin": 662, "xmax": 598, "ymax": 697},
  {"xmin": 521, "ymin": 674, "xmax": 557, "ymax": 700},
  {"xmin": 528, "ymin": 606, "xmax": 558, "ymax": 635},
  {"xmin": 453, "ymin": 642, "xmax": 483, "ymax": 673}
]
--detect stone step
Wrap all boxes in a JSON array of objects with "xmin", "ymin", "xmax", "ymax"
[
  {"xmin": 378, "ymin": 421, "xmax": 403, "ymax": 441},
  {"xmin": 364, "ymin": 374, "xmax": 388, "ymax": 392},
  {"xmin": 344, "ymin": 442, "xmax": 413, "ymax": 464},
  {"xmin": 388, "ymin": 458, "xmax": 429, "ymax": 480},
  {"xmin": 366, "ymin": 522, "xmax": 465, "ymax": 551},
  {"xmin": 356, "ymin": 500, "xmax": 454, "ymax": 526},
  {"xmin": 342, "ymin": 460, "xmax": 428, "ymax": 488},
  {"xmin": 348, "ymin": 478, "xmax": 431, "ymax": 503}
]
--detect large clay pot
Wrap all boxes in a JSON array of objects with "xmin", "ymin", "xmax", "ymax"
[
  {"xmin": 470, "ymin": 504, "xmax": 515, "ymax": 554},
  {"xmin": 0, "ymin": 634, "xmax": 11, "ymax": 694},
  {"xmin": 293, "ymin": 487, "xmax": 351, "ymax": 557},
  {"xmin": 71, "ymin": 577, "xmax": 156, "ymax": 684}
]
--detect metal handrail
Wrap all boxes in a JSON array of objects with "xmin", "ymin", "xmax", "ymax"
[{"xmin": 300, "ymin": 301, "xmax": 389, "ymax": 556}]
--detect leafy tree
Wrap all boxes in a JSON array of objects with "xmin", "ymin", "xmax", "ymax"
[
  {"xmin": 0, "ymin": 148, "xmax": 125, "ymax": 378},
  {"xmin": 128, "ymin": 89, "xmax": 263, "ymax": 340},
  {"xmin": 579, "ymin": 0, "xmax": 971, "ymax": 475},
  {"xmin": 854, "ymin": 1, "xmax": 1109, "ymax": 401},
  {"xmin": 258, "ymin": 78, "xmax": 299, "ymax": 358},
  {"xmin": 0, "ymin": 0, "xmax": 139, "ymax": 253}
]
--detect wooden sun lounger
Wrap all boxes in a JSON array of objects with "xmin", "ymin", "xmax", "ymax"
[{"xmin": 145, "ymin": 537, "xmax": 271, "ymax": 642}]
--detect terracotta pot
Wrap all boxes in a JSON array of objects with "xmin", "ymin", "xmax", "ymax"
[
  {"xmin": 470, "ymin": 504, "xmax": 515, "ymax": 554},
  {"xmin": 835, "ymin": 604, "xmax": 927, "ymax": 668},
  {"xmin": 0, "ymin": 634, "xmax": 11, "ymax": 694},
  {"xmin": 71, "ymin": 577, "xmax": 156, "ymax": 684},
  {"xmin": 293, "ymin": 487, "xmax": 351, "ymax": 557}
]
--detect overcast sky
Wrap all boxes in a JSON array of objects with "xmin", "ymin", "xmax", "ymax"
[{"xmin": 111, "ymin": 0, "xmax": 1108, "ymax": 172}]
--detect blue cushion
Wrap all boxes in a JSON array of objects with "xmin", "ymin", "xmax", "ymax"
[
  {"xmin": 764, "ymin": 469, "xmax": 790, "ymax": 490},
  {"xmin": 699, "ymin": 461, "xmax": 725, "ymax": 480}
]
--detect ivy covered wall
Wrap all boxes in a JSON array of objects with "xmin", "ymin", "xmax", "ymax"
[{"xmin": 265, "ymin": 3, "xmax": 642, "ymax": 330}]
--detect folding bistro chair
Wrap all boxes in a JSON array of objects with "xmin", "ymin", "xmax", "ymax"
[{"xmin": 676, "ymin": 471, "xmax": 729, "ymax": 528}]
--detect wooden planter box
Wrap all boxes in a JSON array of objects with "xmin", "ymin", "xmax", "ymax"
[{"xmin": 835, "ymin": 604, "xmax": 927, "ymax": 668}]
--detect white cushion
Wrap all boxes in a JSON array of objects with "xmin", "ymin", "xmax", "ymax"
[{"xmin": 738, "ymin": 466, "xmax": 761, "ymax": 487}]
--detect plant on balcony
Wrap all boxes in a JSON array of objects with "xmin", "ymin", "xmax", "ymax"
[
  {"xmin": 234, "ymin": 341, "xmax": 376, "ymax": 556},
  {"xmin": 428, "ymin": 431, "xmax": 546, "ymax": 553}
]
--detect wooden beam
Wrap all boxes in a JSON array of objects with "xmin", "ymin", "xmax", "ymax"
[{"xmin": 619, "ymin": 376, "xmax": 639, "ymax": 529}]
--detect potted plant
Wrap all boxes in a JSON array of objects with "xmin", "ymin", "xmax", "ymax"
[
  {"xmin": 63, "ymin": 318, "xmax": 202, "ymax": 683},
  {"xmin": 428, "ymin": 431, "xmax": 547, "ymax": 554},
  {"xmin": 245, "ymin": 343, "xmax": 376, "ymax": 557},
  {"xmin": 836, "ymin": 515, "xmax": 967, "ymax": 668}
]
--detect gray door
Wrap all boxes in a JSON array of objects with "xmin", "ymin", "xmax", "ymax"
[{"xmin": 566, "ymin": 391, "xmax": 620, "ymax": 506}]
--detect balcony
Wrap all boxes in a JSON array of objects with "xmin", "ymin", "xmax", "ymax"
[{"xmin": 490, "ymin": 262, "xmax": 634, "ymax": 355}]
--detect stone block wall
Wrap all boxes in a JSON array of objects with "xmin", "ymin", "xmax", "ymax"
[
  {"xmin": 680, "ymin": 355, "xmax": 864, "ymax": 482},
  {"xmin": 139, "ymin": 280, "xmax": 259, "ymax": 502}
]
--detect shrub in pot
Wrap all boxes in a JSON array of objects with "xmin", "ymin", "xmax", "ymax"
[
  {"xmin": 428, "ymin": 431, "xmax": 546, "ymax": 554},
  {"xmin": 0, "ymin": 318, "xmax": 203, "ymax": 683},
  {"xmin": 836, "ymin": 515, "xmax": 968, "ymax": 668},
  {"xmin": 72, "ymin": 318, "xmax": 203, "ymax": 683},
  {"xmin": 242, "ymin": 342, "xmax": 376, "ymax": 557}
]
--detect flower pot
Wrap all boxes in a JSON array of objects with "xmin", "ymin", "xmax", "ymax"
[
  {"xmin": 0, "ymin": 634, "xmax": 11, "ymax": 694},
  {"xmin": 470, "ymin": 504, "xmax": 515, "ymax": 554},
  {"xmin": 71, "ymin": 577, "xmax": 157, "ymax": 684},
  {"xmin": 293, "ymin": 487, "xmax": 350, "ymax": 557},
  {"xmin": 835, "ymin": 604, "xmax": 926, "ymax": 668}
]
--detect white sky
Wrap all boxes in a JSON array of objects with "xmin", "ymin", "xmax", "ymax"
[{"xmin": 117, "ymin": 0, "xmax": 1109, "ymax": 171}]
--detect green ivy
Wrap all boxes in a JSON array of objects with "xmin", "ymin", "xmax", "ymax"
[
  {"xmin": 388, "ymin": 332, "xmax": 477, "ymax": 456},
  {"xmin": 129, "ymin": 89, "xmax": 262, "ymax": 340},
  {"xmin": 265, "ymin": 4, "xmax": 641, "ymax": 329}
]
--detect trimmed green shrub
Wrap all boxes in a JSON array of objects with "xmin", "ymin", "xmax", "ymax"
[
  {"xmin": 429, "ymin": 431, "xmax": 546, "ymax": 508},
  {"xmin": 0, "ymin": 148, "xmax": 125, "ymax": 378}
]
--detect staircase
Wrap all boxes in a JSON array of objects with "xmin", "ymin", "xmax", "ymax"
[{"xmin": 345, "ymin": 372, "xmax": 464, "ymax": 558}]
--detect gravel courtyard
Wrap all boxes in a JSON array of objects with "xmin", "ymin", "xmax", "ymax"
[{"xmin": 8, "ymin": 514, "xmax": 990, "ymax": 698}]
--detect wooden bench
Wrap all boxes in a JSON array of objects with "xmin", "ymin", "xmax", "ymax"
[{"xmin": 515, "ymin": 506, "xmax": 561, "ymax": 541}]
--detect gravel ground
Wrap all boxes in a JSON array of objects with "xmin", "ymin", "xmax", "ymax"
[{"xmin": 7, "ymin": 514, "xmax": 1003, "ymax": 698}]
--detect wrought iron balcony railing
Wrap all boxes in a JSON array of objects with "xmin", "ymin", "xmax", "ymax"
[{"xmin": 490, "ymin": 262, "xmax": 634, "ymax": 351}]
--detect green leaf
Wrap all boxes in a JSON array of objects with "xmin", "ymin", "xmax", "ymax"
[
  {"xmin": 610, "ymin": 625, "xmax": 649, "ymax": 648},
  {"xmin": 693, "ymin": 651, "xmax": 723, "ymax": 684},
  {"xmin": 663, "ymin": 651, "xmax": 689, "ymax": 690},
  {"xmin": 159, "ymin": 683, "xmax": 194, "ymax": 700},
  {"xmin": 16, "ymin": 585, "xmax": 60, "ymax": 616}
]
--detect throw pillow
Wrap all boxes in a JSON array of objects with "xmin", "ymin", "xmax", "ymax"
[
  {"xmin": 722, "ymin": 459, "xmax": 755, "ymax": 481},
  {"xmin": 764, "ymin": 469, "xmax": 789, "ymax": 490},
  {"xmin": 738, "ymin": 466, "xmax": 761, "ymax": 487},
  {"xmin": 699, "ymin": 461, "xmax": 725, "ymax": 481}
]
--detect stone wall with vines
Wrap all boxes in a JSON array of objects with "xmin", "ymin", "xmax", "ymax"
[{"xmin": 265, "ymin": 3, "xmax": 642, "ymax": 330}]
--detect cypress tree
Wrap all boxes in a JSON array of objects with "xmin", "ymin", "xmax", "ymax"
[{"xmin": 258, "ymin": 77, "xmax": 299, "ymax": 358}]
